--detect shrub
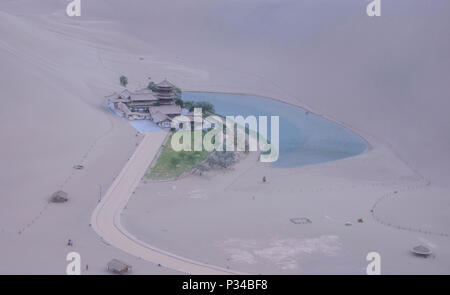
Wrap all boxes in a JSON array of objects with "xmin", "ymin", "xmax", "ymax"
[
  {"xmin": 186, "ymin": 153, "xmax": 196, "ymax": 163},
  {"xmin": 147, "ymin": 82, "xmax": 157, "ymax": 91},
  {"xmin": 170, "ymin": 157, "xmax": 181, "ymax": 168},
  {"xmin": 183, "ymin": 101, "xmax": 195, "ymax": 111},
  {"xmin": 182, "ymin": 101, "xmax": 215, "ymax": 114},
  {"xmin": 194, "ymin": 101, "xmax": 215, "ymax": 114},
  {"xmin": 196, "ymin": 163, "xmax": 210, "ymax": 173},
  {"xmin": 175, "ymin": 97, "xmax": 184, "ymax": 107},
  {"xmin": 207, "ymin": 151, "xmax": 236, "ymax": 168},
  {"xmin": 120, "ymin": 75, "xmax": 128, "ymax": 87}
]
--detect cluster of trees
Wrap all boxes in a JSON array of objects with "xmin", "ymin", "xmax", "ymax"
[
  {"xmin": 196, "ymin": 150, "xmax": 236, "ymax": 172},
  {"xmin": 208, "ymin": 151, "xmax": 235, "ymax": 168},
  {"xmin": 183, "ymin": 101, "xmax": 215, "ymax": 114}
]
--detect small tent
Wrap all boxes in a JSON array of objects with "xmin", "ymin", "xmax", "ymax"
[{"xmin": 50, "ymin": 191, "xmax": 68, "ymax": 203}]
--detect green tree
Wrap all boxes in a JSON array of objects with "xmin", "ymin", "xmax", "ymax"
[
  {"xmin": 183, "ymin": 101, "xmax": 195, "ymax": 111},
  {"xmin": 120, "ymin": 75, "xmax": 128, "ymax": 87},
  {"xmin": 182, "ymin": 101, "xmax": 215, "ymax": 114},
  {"xmin": 147, "ymin": 82, "xmax": 157, "ymax": 91},
  {"xmin": 175, "ymin": 97, "xmax": 184, "ymax": 107},
  {"xmin": 195, "ymin": 101, "xmax": 215, "ymax": 114}
]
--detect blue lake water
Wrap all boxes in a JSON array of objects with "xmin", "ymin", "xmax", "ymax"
[{"xmin": 182, "ymin": 92, "xmax": 368, "ymax": 168}]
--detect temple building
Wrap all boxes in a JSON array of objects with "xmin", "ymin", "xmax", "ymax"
[
  {"xmin": 155, "ymin": 79, "xmax": 178, "ymax": 104},
  {"xmin": 107, "ymin": 79, "xmax": 182, "ymax": 125}
]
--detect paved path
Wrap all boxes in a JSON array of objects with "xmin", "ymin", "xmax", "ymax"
[{"xmin": 91, "ymin": 131, "xmax": 240, "ymax": 275}]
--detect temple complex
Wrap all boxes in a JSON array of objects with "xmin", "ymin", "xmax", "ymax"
[{"xmin": 107, "ymin": 79, "xmax": 182, "ymax": 127}]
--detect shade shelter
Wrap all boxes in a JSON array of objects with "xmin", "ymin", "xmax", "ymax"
[
  {"xmin": 411, "ymin": 245, "xmax": 432, "ymax": 257},
  {"xmin": 50, "ymin": 191, "xmax": 68, "ymax": 203},
  {"xmin": 107, "ymin": 259, "xmax": 132, "ymax": 274}
]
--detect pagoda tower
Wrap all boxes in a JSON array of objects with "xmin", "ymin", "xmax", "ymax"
[{"xmin": 155, "ymin": 79, "xmax": 177, "ymax": 105}]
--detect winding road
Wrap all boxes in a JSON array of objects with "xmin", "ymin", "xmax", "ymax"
[{"xmin": 90, "ymin": 131, "xmax": 241, "ymax": 275}]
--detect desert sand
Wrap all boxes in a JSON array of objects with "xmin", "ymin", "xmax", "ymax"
[{"xmin": 0, "ymin": 0, "xmax": 449, "ymax": 274}]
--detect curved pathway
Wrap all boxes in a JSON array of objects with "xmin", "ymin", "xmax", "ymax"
[{"xmin": 91, "ymin": 131, "xmax": 241, "ymax": 275}]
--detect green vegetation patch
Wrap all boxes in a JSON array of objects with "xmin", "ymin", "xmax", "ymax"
[{"xmin": 146, "ymin": 131, "xmax": 209, "ymax": 180}]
